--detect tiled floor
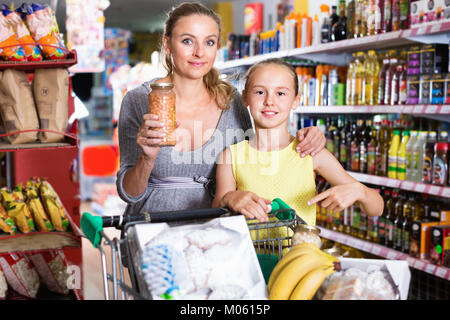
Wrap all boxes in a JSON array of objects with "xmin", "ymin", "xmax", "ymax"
[{"xmin": 81, "ymin": 201, "xmax": 132, "ymax": 300}]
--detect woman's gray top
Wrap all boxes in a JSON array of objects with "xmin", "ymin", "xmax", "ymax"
[{"xmin": 116, "ymin": 80, "xmax": 253, "ymax": 216}]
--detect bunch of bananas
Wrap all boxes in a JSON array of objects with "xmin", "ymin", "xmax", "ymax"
[{"xmin": 268, "ymin": 242, "xmax": 341, "ymax": 300}]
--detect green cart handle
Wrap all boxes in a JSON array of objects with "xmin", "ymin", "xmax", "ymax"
[{"xmin": 81, "ymin": 212, "xmax": 104, "ymax": 248}]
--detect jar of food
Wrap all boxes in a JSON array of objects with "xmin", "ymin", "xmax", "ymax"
[
  {"xmin": 148, "ymin": 83, "xmax": 176, "ymax": 146},
  {"xmin": 292, "ymin": 224, "xmax": 322, "ymax": 248}
]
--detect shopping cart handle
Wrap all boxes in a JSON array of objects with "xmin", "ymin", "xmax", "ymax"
[{"xmin": 81, "ymin": 212, "xmax": 104, "ymax": 248}]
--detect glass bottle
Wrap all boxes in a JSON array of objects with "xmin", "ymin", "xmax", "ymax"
[
  {"xmin": 340, "ymin": 117, "xmax": 351, "ymax": 169},
  {"xmin": 384, "ymin": 51, "xmax": 399, "ymax": 105},
  {"xmin": 148, "ymin": 83, "xmax": 177, "ymax": 146},
  {"xmin": 384, "ymin": 189, "xmax": 398, "ymax": 248},
  {"xmin": 377, "ymin": 51, "xmax": 391, "ymax": 105},
  {"xmin": 332, "ymin": 0, "xmax": 348, "ymax": 41},
  {"xmin": 353, "ymin": 51, "xmax": 366, "ymax": 105},
  {"xmin": 346, "ymin": 0, "xmax": 355, "ymax": 39},
  {"xmin": 368, "ymin": 124, "xmax": 378, "ymax": 175},
  {"xmin": 346, "ymin": 53, "xmax": 357, "ymax": 105},
  {"xmin": 391, "ymin": 0, "xmax": 401, "ymax": 31},
  {"xmin": 382, "ymin": 0, "xmax": 392, "ymax": 32},
  {"xmin": 378, "ymin": 188, "xmax": 391, "ymax": 245},
  {"xmin": 364, "ymin": 50, "xmax": 381, "ymax": 105},
  {"xmin": 399, "ymin": 0, "xmax": 410, "ymax": 29},
  {"xmin": 401, "ymin": 193, "xmax": 416, "ymax": 254},
  {"xmin": 351, "ymin": 119, "xmax": 363, "ymax": 171},
  {"xmin": 393, "ymin": 191, "xmax": 405, "ymax": 251}
]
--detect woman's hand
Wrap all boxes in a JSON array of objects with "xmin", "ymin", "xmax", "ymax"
[
  {"xmin": 137, "ymin": 114, "xmax": 179, "ymax": 161},
  {"xmin": 221, "ymin": 191, "xmax": 271, "ymax": 222},
  {"xmin": 307, "ymin": 182, "xmax": 363, "ymax": 213},
  {"xmin": 295, "ymin": 126, "xmax": 326, "ymax": 158}
]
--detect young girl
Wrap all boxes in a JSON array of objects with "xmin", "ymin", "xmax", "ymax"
[{"xmin": 212, "ymin": 58, "xmax": 384, "ymax": 225}]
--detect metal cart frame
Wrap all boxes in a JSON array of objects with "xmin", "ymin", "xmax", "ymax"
[{"xmin": 81, "ymin": 207, "xmax": 300, "ymax": 300}]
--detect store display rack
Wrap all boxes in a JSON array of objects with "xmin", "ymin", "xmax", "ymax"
[
  {"xmin": 318, "ymin": 226, "xmax": 450, "ymax": 281},
  {"xmin": 295, "ymin": 105, "xmax": 450, "ymax": 115},
  {"xmin": 215, "ymin": 21, "xmax": 450, "ymax": 70},
  {"xmin": 347, "ymin": 172, "xmax": 450, "ymax": 199},
  {"xmin": 0, "ymin": 50, "xmax": 78, "ymax": 71}
]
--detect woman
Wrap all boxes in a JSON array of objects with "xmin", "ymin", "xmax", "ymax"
[{"xmin": 116, "ymin": 2, "xmax": 326, "ymax": 216}]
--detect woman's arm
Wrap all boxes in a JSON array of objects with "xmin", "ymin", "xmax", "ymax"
[
  {"xmin": 213, "ymin": 148, "xmax": 270, "ymax": 222},
  {"xmin": 308, "ymin": 149, "xmax": 384, "ymax": 216}
]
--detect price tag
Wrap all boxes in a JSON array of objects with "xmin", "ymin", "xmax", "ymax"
[
  {"xmin": 435, "ymin": 267, "xmax": 448, "ymax": 279},
  {"xmin": 402, "ymin": 181, "xmax": 414, "ymax": 190},
  {"xmin": 387, "ymin": 179, "xmax": 399, "ymax": 187},
  {"xmin": 425, "ymin": 105, "xmax": 438, "ymax": 114},
  {"xmin": 372, "ymin": 245, "xmax": 382, "ymax": 256},
  {"xmin": 387, "ymin": 251, "xmax": 398, "ymax": 260},
  {"xmin": 428, "ymin": 186, "xmax": 441, "ymax": 196},
  {"xmin": 442, "ymin": 188, "xmax": 450, "ymax": 199},
  {"xmin": 402, "ymin": 29, "xmax": 412, "ymax": 38},
  {"xmin": 416, "ymin": 26, "xmax": 428, "ymax": 35},
  {"xmin": 406, "ymin": 257, "xmax": 416, "ymax": 266},
  {"xmin": 414, "ymin": 260, "xmax": 425, "ymax": 270},
  {"xmin": 402, "ymin": 106, "xmax": 413, "ymax": 114},
  {"xmin": 363, "ymin": 242, "xmax": 372, "ymax": 251},
  {"xmin": 413, "ymin": 105, "xmax": 424, "ymax": 113},
  {"xmin": 425, "ymin": 263, "xmax": 436, "ymax": 274},
  {"xmin": 430, "ymin": 22, "xmax": 441, "ymax": 33},
  {"xmin": 441, "ymin": 105, "xmax": 450, "ymax": 114},
  {"xmin": 414, "ymin": 183, "xmax": 426, "ymax": 193}
]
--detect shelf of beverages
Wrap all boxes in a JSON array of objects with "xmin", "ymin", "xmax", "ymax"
[
  {"xmin": 317, "ymin": 226, "xmax": 450, "ymax": 281},
  {"xmin": 295, "ymin": 104, "xmax": 450, "ymax": 114},
  {"xmin": 347, "ymin": 171, "xmax": 450, "ymax": 198}
]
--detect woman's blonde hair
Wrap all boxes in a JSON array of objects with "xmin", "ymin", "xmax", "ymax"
[{"xmin": 161, "ymin": 2, "xmax": 235, "ymax": 110}]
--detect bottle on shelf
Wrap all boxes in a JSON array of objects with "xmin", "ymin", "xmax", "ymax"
[
  {"xmin": 382, "ymin": 0, "xmax": 392, "ymax": 33},
  {"xmin": 368, "ymin": 189, "xmax": 381, "ymax": 242},
  {"xmin": 331, "ymin": 0, "xmax": 348, "ymax": 41},
  {"xmin": 388, "ymin": 129, "xmax": 401, "ymax": 179},
  {"xmin": 399, "ymin": 0, "xmax": 410, "ymax": 30},
  {"xmin": 328, "ymin": 5, "xmax": 339, "ymax": 42},
  {"xmin": 340, "ymin": 117, "xmax": 351, "ymax": 169},
  {"xmin": 354, "ymin": 0, "xmax": 363, "ymax": 38},
  {"xmin": 391, "ymin": 0, "xmax": 401, "ymax": 31},
  {"xmin": 367, "ymin": 0, "xmax": 382, "ymax": 35},
  {"xmin": 384, "ymin": 50, "xmax": 399, "ymax": 105},
  {"xmin": 432, "ymin": 140, "xmax": 449, "ymax": 186},
  {"xmin": 346, "ymin": 53, "xmax": 357, "ymax": 105},
  {"xmin": 376, "ymin": 119, "xmax": 390, "ymax": 176},
  {"xmin": 353, "ymin": 51, "xmax": 366, "ymax": 105},
  {"xmin": 351, "ymin": 204, "xmax": 361, "ymax": 237},
  {"xmin": 333, "ymin": 117, "xmax": 341, "ymax": 159},
  {"xmin": 359, "ymin": 120, "xmax": 370, "ymax": 173},
  {"xmin": 377, "ymin": 51, "xmax": 392, "ymax": 105},
  {"xmin": 367, "ymin": 122, "xmax": 378, "ymax": 175},
  {"xmin": 359, "ymin": 209, "xmax": 369, "ymax": 240},
  {"xmin": 384, "ymin": 188, "xmax": 398, "ymax": 248},
  {"xmin": 401, "ymin": 193, "xmax": 416, "ymax": 254},
  {"xmin": 346, "ymin": 118, "xmax": 356, "ymax": 170},
  {"xmin": 346, "ymin": 0, "xmax": 355, "ymax": 39},
  {"xmin": 364, "ymin": 50, "xmax": 381, "ymax": 105},
  {"xmin": 393, "ymin": 191, "xmax": 406, "ymax": 251},
  {"xmin": 378, "ymin": 188, "xmax": 391, "ymax": 245},
  {"xmin": 422, "ymin": 131, "xmax": 436, "ymax": 184},
  {"xmin": 397, "ymin": 130, "xmax": 410, "ymax": 180},
  {"xmin": 413, "ymin": 130, "xmax": 428, "ymax": 182},
  {"xmin": 351, "ymin": 119, "xmax": 363, "ymax": 171},
  {"xmin": 405, "ymin": 130, "xmax": 418, "ymax": 180},
  {"xmin": 325, "ymin": 118, "xmax": 336, "ymax": 154}
]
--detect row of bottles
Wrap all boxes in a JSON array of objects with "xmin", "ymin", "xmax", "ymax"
[
  {"xmin": 316, "ymin": 179, "xmax": 449, "ymax": 262},
  {"xmin": 307, "ymin": 115, "xmax": 450, "ymax": 186}
]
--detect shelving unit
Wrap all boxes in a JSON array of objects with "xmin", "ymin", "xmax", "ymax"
[
  {"xmin": 0, "ymin": 53, "xmax": 84, "ymax": 300},
  {"xmin": 215, "ymin": 20, "xmax": 450, "ymax": 300},
  {"xmin": 318, "ymin": 226, "xmax": 450, "ymax": 281}
]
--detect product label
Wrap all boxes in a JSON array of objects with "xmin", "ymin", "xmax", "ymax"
[
  {"xmin": 360, "ymin": 212, "xmax": 367, "ymax": 232},
  {"xmin": 360, "ymin": 144, "xmax": 368, "ymax": 173},
  {"xmin": 388, "ymin": 155, "xmax": 398, "ymax": 178},
  {"xmin": 352, "ymin": 206, "xmax": 361, "ymax": 230},
  {"xmin": 397, "ymin": 156, "xmax": 407, "ymax": 179},
  {"xmin": 432, "ymin": 157, "xmax": 447, "ymax": 185},
  {"xmin": 378, "ymin": 216, "xmax": 386, "ymax": 237},
  {"xmin": 386, "ymin": 220, "xmax": 394, "ymax": 241},
  {"xmin": 351, "ymin": 143, "xmax": 360, "ymax": 171},
  {"xmin": 422, "ymin": 155, "xmax": 433, "ymax": 183},
  {"xmin": 378, "ymin": 78, "xmax": 385, "ymax": 104},
  {"xmin": 403, "ymin": 229, "xmax": 410, "ymax": 252},
  {"xmin": 394, "ymin": 225, "xmax": 403, "ymax": 248},
  {"xmin": 368, "ymin": 146, "xmax": 376, "ymax": 174},
  {"xmin": 326, "ymin": 138, "xmax": 335, "ymax": 154},
  {"xmin": 399, "ymin": 79, "xmax": 407, "ymax": 103},
  {"xmin": 340, "ymin": 144, "xmax": 348, "ymax": 164}
]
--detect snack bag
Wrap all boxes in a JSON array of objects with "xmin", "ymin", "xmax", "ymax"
[
  {"xmin": 0, "ymin": 253, "xmax": 40, "ymax": 298},
  {"xmin": 0, "ymin": 186, "xmax": 36, "ymax": 233},
  {"xmin": 28, "ymin": 250, "xmax": 69, "ymax": 295},
  {"xmin": 2, "ymin": 7, "xmax": 42, "ymax": 61},
  {"xmin": 25, "ymin": 179, "xmax": 53, "ymax": 232},
  {"xmin": 0, "ymin": 200, "xmax": 17, "ymax": 235},
  {"xmin": 20, "ymin": 3, "xmax": 67, "ymax": 60},
  {"xmin": 39, "ymin": 180, "xmax": 69, "ymax": 232},
  {"xmin": 0, "ymin": 12, "xmax": 26, "ymax": 61},
  {"xmin": 0, "ymin": 267, "xmax": 7, "ymax": 299}
]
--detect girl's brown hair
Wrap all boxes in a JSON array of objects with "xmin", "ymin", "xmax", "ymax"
[
  {"xmin": 162, "ymin": 2, "xmax": 235, "ymax": 110},
  {"xmin": 244, "ymin": 58, "xmax": 299, "ymax": 94}
]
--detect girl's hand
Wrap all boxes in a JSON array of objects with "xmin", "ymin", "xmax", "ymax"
[
  {"xmin": 222, "ymin": 191, "xmax": 271, "ymax": 222},
  {"xmin": 137, "ymin": 114, "xmax": 180, "ymax": 161},
  {"xmin": 295, "ymin": 126, "xmax": 326, "ymax": 158},
  {"xmin": 307, "ymin": 182, "xmax": 363, "ymax": 213}
]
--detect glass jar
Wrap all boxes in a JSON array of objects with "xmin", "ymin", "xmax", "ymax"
[
  {"xmin": 148, "ymin": 83, "xmax": 176, "ymax": 146},
  {"xmin": 292, "ymin": 224, "xmax": 322, "ymax": 248}
]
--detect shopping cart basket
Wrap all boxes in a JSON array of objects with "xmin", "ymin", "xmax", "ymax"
[{"xmin": 81, "ymin": 205, "xmax": 303, "ymax": 300}]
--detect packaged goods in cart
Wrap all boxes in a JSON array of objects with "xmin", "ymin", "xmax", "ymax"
[
  {"xmin": 38, "ymin": 179, "xmax": 70, "ymax": 232},
  {"xmin": 28, "ymin": 250, "xmax": 69, "ymax": 295},
  {"xmin": 0, "ymin": 201, "xmax": 17, "ymax": 235},
  {"xmin": 0, "ymin": 12, "xmax": 26, "ymax": 61},
  {"xmin": 134, "ymin": 216, "xmax": 267, "ymax": 300},
  {"xmin": 0, "ymin": 69, "xmax": 40, "ymax": 144},
  {"xmin": 292, "ymin": 224, "xmax": 322, "ymax": 248},
  {"xmin": 16, "ymin": 3, "xmax": 67, "ymax": 60},
  {"xmin": 0, "ymin": 253, "xmax": 40, "ymax": 298},
  {"xmin": 0, "ymin": 267, "xmax": 7, "ymax": 299},
  {"xmin": 24, "ymin": 179, "xmax": 53, "ymax": 232},
  {"xmin": 0, "ymin": 187, "xmax": 35, "ymax": 233},
  {"xmin": 1, "ymin": 6, "xmax": 42, "ymax": 61}
]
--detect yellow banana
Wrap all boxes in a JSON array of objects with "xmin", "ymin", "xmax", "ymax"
[
  {"xmin": 268, "ymin": 243, "xmax": 321, "ymax": 291},
  {"xmin": 289, "ymin": 266, "xmax": 335, "ymax": 300},
  {"xmin": 269, "ymin": 251, "xmax": 333, "ymax": 300}
]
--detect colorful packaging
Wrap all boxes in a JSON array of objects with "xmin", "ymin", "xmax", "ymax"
[
  {"xmin": 430, "ymin": 225, "xmax": 450, "ymax": 265},
  {"xmin": 419, "ymin": 221, "xmax": 442, "ymax": 260},
  {"xmin": 406, "ymin": 75, "xmax": 420, "ymax": 104},
  {"xmin": 430, "ymin": 73, "xmax": 445, "ymax": 104},
  {"xmin": 410, "ymin": 0, "xmax": 426, "ymax": 26},
  {"xmin": 18, "ymin": 3, "xmax": 67, "ymax": 60},
  {"xmin": 39, "ymin": 180, "xmax": 70, "ymax": 232},
  {"xmin": 1, "ymin": 7, "xmax": 42, "ymax": 61},
  {"xmin": 0, "ymin": 187, "xmax": 35, "ymax": 233},
  {"xmin": 0, "ymin": 253, "xmax": 40, "ymax": 298},
  {"xmin": 28, "ymin": 250, "xmax": 69, "ymax": 295},
  {"xmin": 0, "ymin": 12, "xmax": 26, "ymax": 61},
  {"xmin": 445, "ymin": 73, "xmax": 450, "ymax": 104},
  {"xmin": 244, "ymin": 3, "xmax": 264, "ymax": 35},
  {"xmin": 25, "ymin": 179, "xmax": 53, "ymax": 232},
  {"xmin": 420, "ymin": 44, "xmax": 449, "ymax": 75},
  {"xmin": 419, "ymin": 74, "xmax": 432, "ymax": 104},
  {"xmin": 0, "ymin": 201, "xmax": 16, "ymax": 235}
]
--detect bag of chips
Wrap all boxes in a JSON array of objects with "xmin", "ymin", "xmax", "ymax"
[
  {"xmin": 0, "ymin": 12, "xmax": 26, "ymax": 61},
  {"xmin": 0, "ymin": 200, "xmax": 16, "ymax": 235},
  {"xmin": 39, "ymin": 180, "xmax": 69, "ymax": 232},
  {"xmin": 25, "ymin": 179, "xmax": 53, "ymax": 232},
  {"xmin": 0, "ymin": 186, "xmax": 35, "ymax": 233},
  {"xmin": 28, "ymin": 250, "xmax": 69, "ymax": 295},
  {"xmin": 0, "ymin": 267, "xmax": 7, "ymax": 299},
  {"xmin": 0, "ymin": 253, "xmax": 40, "ymax": 298},
  {"xmin": 1, "ymin": 6, "xmax": 42, "ymax": 61}
]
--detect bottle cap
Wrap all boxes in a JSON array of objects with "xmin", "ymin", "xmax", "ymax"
[{"xmin": 435, "ymin": 142, "xmax": 449, "ymax": 152}]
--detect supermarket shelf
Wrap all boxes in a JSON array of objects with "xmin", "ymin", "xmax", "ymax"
[
  {"xmin": 294, "ymin": 104, "xmax": 450, "ymax": 115},
  {"xmin": 215, "ymin": 21, "xmax": 450, "ymax": 70},
  {"xmin": 0, "ymin": 50, "xmax": 77, "ymax": 71},
  {"xmin": 347, "ymin": 171, "xmax": 450, "ymax": 199},
  {"xmin": 0, "ymin": 141, "xmax": 77, "ymax": 152},
  {"xmin": 318, "ymin": 226, "xmax": 450, "ymax": 281},
  {"xmin": 0, "ymin": 231, "xmax": 80, "ymax": 253}
]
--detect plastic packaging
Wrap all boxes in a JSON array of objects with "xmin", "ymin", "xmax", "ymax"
[
  {"xmin": 0, "ymin": 12, "xmax": 26, "ymax": 61},
  {"xmin": 292, "ymin": 224, "xmax": 322, "ymax": 248},
  {"xmin": 388, "ymin": 130, "xmax": 400, "ymax": 179},
  {"xmin": 396, "ymin": 130, "xmax": 410, "ymax": 180},
  {"xmin": 148, "ymin": 83, "xmax": 176, "ymax": 146}
]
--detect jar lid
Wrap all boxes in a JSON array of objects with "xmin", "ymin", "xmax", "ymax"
[
  {"xmin": 151, "ymin": 82, "xmax": 174, "ymax": 89},
  {"xmin": 294, "ymin": 224, "xmax": 321, "ymax": 235}
]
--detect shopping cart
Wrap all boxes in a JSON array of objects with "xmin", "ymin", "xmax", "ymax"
[{"xmin": 81, "ymin": 205, "xmax": 302, "ymax": 300}]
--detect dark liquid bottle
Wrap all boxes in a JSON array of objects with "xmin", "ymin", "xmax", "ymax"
[
  {"xmin": 393, "ymin": 192, "xmax": 405, "ymax": 251},
  {"xmin": 359, "ymin": 120, "xmax": 369, "ymax": 173},
  {"xmin": 383, "ymin": 0, "xmax": 392, "ymax": 32},
  {"xmin": 331, "ymin": 0, "xmax": 348, "ymax": 41},
  {"xmin": 384, "ymin": 189, "xmax": 398, "ymax": 248},
  {"xmin": 378, "ymin": 188, "xmax": 391, "ymax": 245},
  {"xmin": 340, "ymin": 119, "xmax": 350, "ymax": 169},
  {"xmin": 402, "ymin": 193, "xmax": 416, "ymax": 254},
  {"xmin": 347, "ymin": 0, "xmax": 355, "ymax": 39},
  {"xmin": 368, "ymin": 123, "xmax": 378, "ymax": 175},
  {"xmin": 329, "ymin": 5, "xmax": 339, "ymax": 41},
  {"xmin": 351, "ymin": 120, "xmax": 362, "ymax": 172}
]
